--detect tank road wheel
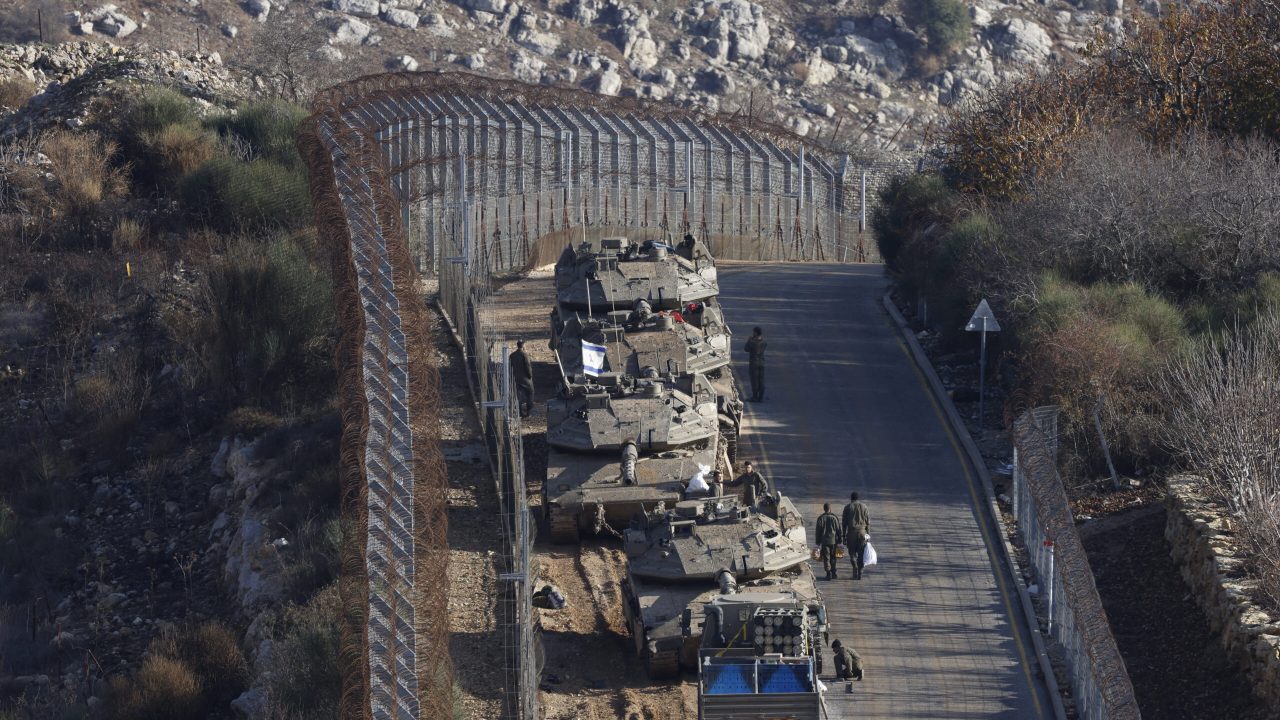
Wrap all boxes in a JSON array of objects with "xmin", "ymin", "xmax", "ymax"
[
  {"xmin": 644, "ymin": 649, "xmax": 680, "ymax": 680},
  {"xmin": 548, "ymin": 506, "xmax": 581, "ymax": 544}
]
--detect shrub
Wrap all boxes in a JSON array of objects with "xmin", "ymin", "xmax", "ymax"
[
  {"xmin": 179, "ymin": 156, "xmax": 311, "ymax": 232},
  {"xmin": 911, "ymin": 0, "xmax": 971, "ymax": 55},
  {"xmin": 208, "ymin": 99, "xmax": 308, "ymax": 167},
  {"xmin": 143, "ymin": 123, "xmax": 219, "ymax": 185},
  {"xmin": 0, "ymin": 76, "xmax": 35, "ymax": 111},
  {"xmin": 111, "ymin": 217, "xmax": 147, "ymax": 251},
  {"xmin": 73, "ymin": 349, "xmax": 150, "ymax": 454},
  {"xmin": 127, "ymin": 87, "xmax": 200, "ymax": 140},
  {"xmin": 872, "ymin": 172, "xmax": 958, "ymax": 275},
  {"xmin": 152, "ymin": 623, "xmax": 250, "ymax": 708},
  {"xmin": 270, "ymin": 584, "xmax": 342, "ymax": 720},
  {"xmin": 173, "ymin": 235, "xmax": 334, "ymax": 409},
  {"xmin": 105, "ymin": 655, "xmax": 203, "ymax": 720},
  {"xmin": 42, "ymin": 130, "xmax": 127, "ymax": 239}
]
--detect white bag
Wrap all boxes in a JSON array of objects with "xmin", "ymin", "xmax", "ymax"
[{"xmin": 863, "ymin": 541, "xmax": 878, "ymax": 567}]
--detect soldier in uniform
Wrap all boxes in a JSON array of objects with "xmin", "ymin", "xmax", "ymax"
[
  {"xmin": 842, "ymin": 491, "xmax": 871, "ymax": 580},
  {"xmin": 831, "ymin": 639, "xmax": 864, "ymax": 681},
  {"xmin": 734, "ymin": 460, "xmax": 769, "ymax": 502},
  {"xmin": 510, "ymin": 340, "xmax": 535, "ymax": 418},
  {"xmin": 815, "ymin": 502, "xmax": 842, "ymax": 580},
  {"xmin": 745, "ymin": 326, "xmax": 767, "ymax": 402}
]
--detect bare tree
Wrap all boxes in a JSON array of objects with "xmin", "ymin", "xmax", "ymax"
[
  {"xmin": 236, "ymin": 9, "xmax": 332, "ymax": 103},
  {"xmin": 1158, "ymin": 312, "xmax": 1280, "ymax": 608}
]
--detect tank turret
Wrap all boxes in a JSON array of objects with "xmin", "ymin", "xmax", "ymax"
[{"xmin": 554, "ymin": 236, "xmax": 718, "ymax": 312}]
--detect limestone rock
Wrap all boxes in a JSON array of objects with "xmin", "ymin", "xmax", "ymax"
[
  {"xmin": 595, "ymin": 68, "xmax": 622, "ymax": 96},
  {"xmin": 992, "ymin": 18, "xmax": 1053, "ymax": 64},
  {"xmin": 331, "ymin": 0, "xmax": 380, "ymax": 18},
  {"xmin": 382, "ymin": 7, "xmax": 420, "ymax": 28},
  {"xmin": 330, "ymin": 16, "xmax": 373, "ymax": 45},
  {"xmin": 800, "ymin": 50, "xmax": 836, "ymax": 87},
  {"xmin": 243, "ymin": 0, "xmax": 271, "ymax": 22}
]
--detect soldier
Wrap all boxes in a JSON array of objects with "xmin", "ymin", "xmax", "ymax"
[
  {"xmin": 735, "ymin": 460, "xmax": 769, "ymax": 501},
  {"xmin": 510, "ymin": 340, "xmax": 535, "ymax": 418},
  {"xmin": 745, "ymin": 326, "xmax": 767, "ymax": 402},
  {"xmin": 842, "ymin": 491, "xmax": 871, "ymax": 580},
  {"xmin": 710, "ymin": 469, "xmax": 725, "ymax": 497},
  {"xmin": 831, "ymin": 639, "xmax": 864, "ymax": 681},
  {"xmin": 815, "ymin": 503, "xmax": 842, "ymax": 580}
]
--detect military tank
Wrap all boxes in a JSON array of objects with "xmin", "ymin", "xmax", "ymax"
[
  {"xmin": 554, "ymin": 236, "xmax": 719, "ymax": 312},
  {"xmin": 549, "ymin": 299, "xmax": 731, "ymax": 380},
  {"xmin": 543, "ymin": 372, "xmax": 721, "ymax": 543},
  {"xmin": 619, "ymin": 494, "xmax": 823, "ymax": 679}
]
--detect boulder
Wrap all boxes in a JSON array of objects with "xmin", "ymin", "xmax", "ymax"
[
  {"xmin": 713, "ymin": 0, "xmax": 771, "ymax": 61},
  {"xmin": 595, "ymin": 68, "xmax": 622, "ymax": 96},
  {"xmin": 243, "ymin": 0, "xmax": 271, "ymax": 22},
  {"xmin": 389, "ymin": 54, "xmax": 419, "ymax": 71},
  {"xmin": 331, "ymin": 0, "xmax": 380, "ymax": 18},
  {"xmin": 330, "ymin": 16, "xmax": 372, "ymax": 45},
  {"xmin": 382, "ymin": 8, "xmax": 420, "ymax": 28},
  {"xmin": 799, "ymin": 50, "xmax": 836, "ymax": 87},
  {"xmin": 992, "ymin": 18, "xmax": 1052, "ymax": 64},
  {"xmin": 696, "ymin": 68, "xmax": 735, "ymax": 94}
]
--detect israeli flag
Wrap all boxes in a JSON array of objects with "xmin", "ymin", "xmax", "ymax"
[{"xmin": 582, "ymin": 340, "xmax": 607, "ymax": 377}]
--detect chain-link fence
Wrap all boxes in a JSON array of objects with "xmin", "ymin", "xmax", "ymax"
[
  {"xmin": 1010, "ymin": 408, "xmax": 1141, "ymax": 720},
  {"xmin": 303, "ymin": 69, "xmax": 917, "ymax": 720}
]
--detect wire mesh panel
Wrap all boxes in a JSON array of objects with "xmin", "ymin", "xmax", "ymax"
[
  {"xmin": 1011, "ymin": 409, "xmax": 1141, "ymax": 720},
  {"xmin": 302, "ymin": 70, "xmax": 917, "ymax": 720}
]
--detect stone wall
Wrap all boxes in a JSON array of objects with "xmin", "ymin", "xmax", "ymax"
[{"xmin": 1165, "ymin": 474, "xmax": 1280, "ymax": 706}]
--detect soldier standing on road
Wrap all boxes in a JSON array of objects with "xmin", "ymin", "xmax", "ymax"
[
  {"xmin": 816, "ymin": 503, "xmax": 842, "ymax": 580},
  {"xmin": 831, "ymin": 639, "xmax": 864, "ymax": 681},
  {"xmin": 842, "ymin": 491, "xmax": 871, "ymax": 580},
  {"xmin": 510, "ymin": 340, "xmax": 535, "ymax": 418},
  {"xmin": 745, "ymin": 326, "xmax": 767, "ymax": 402}
]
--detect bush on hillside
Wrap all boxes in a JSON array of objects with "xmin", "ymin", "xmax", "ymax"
[
  {"xmin": 208, "ymin": 99, "xmax": 308, "ymax": 167},
  {"xmin": 179, "ymin": 155, "xmax": 311, "ymax": 233},
  {"xmin": 1020, "ymin": 275, "xmax": 1190, "ymax": 476},
  {"xmin": 104, "ymin": 623, "xmax": 248, "ymax": 720},
  {"xmin": 872, "ymin": 172, "xmax": 958, "ymax": 275},
  {"xmin": 42, "ymin": 130, "xmax": 127, "ymax": 243},
  {"xmin": 910, "ymin": 0, "xmax": 971, "ymax": 55},
  {"xmin": 0, "ymin": 76, "xmax": 35, "ymax": 111},
  {"xmin": 269, "ymin": 584, "xmax": 342, "ymax": 720},
  {"xmin": 171, "ymin": 233, "xmax": 334, "ymax": 410}
]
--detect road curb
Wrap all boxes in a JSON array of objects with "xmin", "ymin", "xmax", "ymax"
[{"xmin": 882, "ymin": 291, "xmax": 1068, "ymax": 720}]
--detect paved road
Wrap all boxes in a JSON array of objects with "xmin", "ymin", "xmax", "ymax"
[{"xmin": 718, "ymin": 263, "xmax": 1051, "ymax": 720}]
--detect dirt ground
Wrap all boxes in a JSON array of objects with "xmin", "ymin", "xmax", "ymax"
[
  {"xmin": 485, "ymin": 268, "xmax": 697, "ymax": 719},
  {"xmin": 432, "ymin": 304, "xmax": 506, "ymax": 720}
]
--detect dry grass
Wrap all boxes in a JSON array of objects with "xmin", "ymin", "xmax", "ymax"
[
  {"xmin": 111, "ymin": 217, "xmax": 147, "ymax": 251},
  {"xmin": 73, "ymin": 349, "xmax": 150, "ymax": 453},
  {"xmin": 105, "ymin": 655, "xmax": 203, "ymax": 720},
  {"xmin": 0, "ymin": 76, "xmax": 35, "ymax": 111},
  {"xmin": 41, "ymin": 130, "xmax": 127, "ymax": 232},
  {"xmin": 144, "ymin": 123, "xmax": 218, "ymax": 183},
  {"xmin": 152, "ymin": 622, "xmax": 250, "ymax": 707},
  {"xmin": 788, "ymin": 60, "xmax": 810, "ymax": 84}
]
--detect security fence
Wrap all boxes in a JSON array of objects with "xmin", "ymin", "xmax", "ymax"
[
  {"xmin": 1010, "ymin": 408, "xmax": 1141, "ymax": 720},
  {"xmin": 303, "ymin": 69, "xmax": 912, "ymax": 720}
]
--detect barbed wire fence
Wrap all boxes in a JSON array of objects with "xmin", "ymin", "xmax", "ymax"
[
  {"xmin": 1010, "ymin": 407, "xmax": 1141, "ymax": 720},
  {"xmin": 303, "ymin": 69, "xmax": 913, "ymax": 719}
]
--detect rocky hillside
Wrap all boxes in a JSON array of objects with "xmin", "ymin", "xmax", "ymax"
[{"xmin": 15, "ymin": 0, "xmax": 1153, "ymax": 149}]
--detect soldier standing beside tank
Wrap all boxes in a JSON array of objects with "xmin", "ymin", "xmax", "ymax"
[
  {"xmin": 843, "ymin": 491, "xmax": 871, "ymax": 580},
  {"xmin": 816, "ymin": 503, "xmax": 842, "ymax": 580},
  {"xmin": 510, "ymin": 339, "xmax": 535, "ymax": 418},
  {"xmin": 745, "ymin": 326, "xmax": 767, "ymax": 402}
]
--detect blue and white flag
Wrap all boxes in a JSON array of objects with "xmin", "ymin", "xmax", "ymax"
[{"xmin": 582, "ymin": 340, "xmax": 607, "ymax": 377}]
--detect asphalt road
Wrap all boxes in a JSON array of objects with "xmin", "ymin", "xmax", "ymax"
[{"xmin": 718, "ymin": 263, "xmax": 1052, "ymax": 720}]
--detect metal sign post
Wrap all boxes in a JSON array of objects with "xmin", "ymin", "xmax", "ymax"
[
  {"xmin": 1044, "ymin": 539, "xmax": 1055, "ymax": 635},
  {"xmin": 965, "ymin": 299, "xmax": 1001, "ymax": 428}
]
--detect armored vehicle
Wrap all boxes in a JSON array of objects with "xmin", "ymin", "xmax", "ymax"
[
  {"xmin": 543, "ymin": 373, "xmax": 721, "ymax": 543},
  {"xmin": 549, "ymin": 299, "xmax": 731, "ymax": 379},
  {"xmin": 619, "ymin": 494, "xmax": 823, "ymax": 679},
  {"xmin": 695, "ymin": 585, "xmax": 827, "ymax": 719},
  {"xmin": 554, "ymin": 236, "xmax": 719, "ymax": 312}
]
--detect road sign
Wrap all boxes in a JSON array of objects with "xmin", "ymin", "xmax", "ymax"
[
  {"xmin": 964, "ymin": 299, "xmax": 1000, "ymax": 428},
  {"xmin": 965, "ymin": 299, "xmax": 1001, "ymax": 332}
]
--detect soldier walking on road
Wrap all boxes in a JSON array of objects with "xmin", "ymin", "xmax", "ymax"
[
  {"xmin": 843, "ymin": 491, "xmax": 871, "ymax": 580},
  {"xmin": 510, "ymin": 340, "xmax": 535, "ymax": 418},
  {"xmin": 745, "ymin": 326, "xmax": 767, "ymax": 402},
  {"xmin": 831, "ymin": 639, "xmax": 864, "ymax": 681},
  {"xmin": 816, "ymin": 503, "xmax": 842, "ymax": 580}
]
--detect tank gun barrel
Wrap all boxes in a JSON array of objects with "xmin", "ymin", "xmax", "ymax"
[{"xmin": 620, "ymin": 442, "xmax": 639, "ymax": 485}]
